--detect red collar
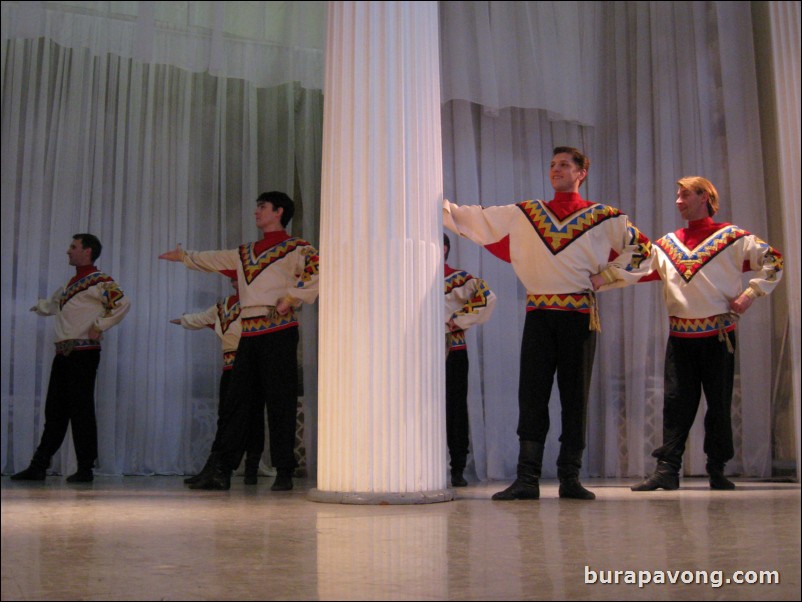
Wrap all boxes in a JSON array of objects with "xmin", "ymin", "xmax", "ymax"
[
  {"xmin": 545, "ymin": 192, "xmax": 594, "ymax": 220},
  {"xmin": 69, "ymin": 265, "xmax": 98, "ymax": 286},
  {"xmin": 253, "ymin": 230, "xmax": 291, "ymax": 255},
  {"xmin": 688, "ymin": 217, "xmax": 715, "ymax": 230},
  {"xmin": 676, "ymin": 217, "xmax": 731, "ymax": 248}
]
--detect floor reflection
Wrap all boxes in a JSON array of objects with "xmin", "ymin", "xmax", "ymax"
[{"xmin": 1, "ymin": 477, "xmax": 799, "ymax": 600}]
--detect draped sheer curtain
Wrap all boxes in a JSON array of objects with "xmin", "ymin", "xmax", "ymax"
[
  {"xmin": 2, "ymin": 1, "xmax": 797, "ymax": 480},
  {"xmin": 766, "ymin": 1, "xmax": 801, "ymax": 482},
  {"xmin": 1, "ymin": 1, "xmax": 324, "ymax": 476},
  {"xmin": 440, "ymin": 1, "xmax": 797, "ymax": 479}
]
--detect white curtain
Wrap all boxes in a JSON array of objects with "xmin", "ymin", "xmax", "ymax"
[
  {"xmin": 439, "ymin": 0, "xmax": 602, "ymax": 125},
  {"xmin": 1, "ymin": 1, "xmax": 325, "ymax": 89},
  {"xmin": 2, "ymin": 1, "xmax": 797, "ymax": 480},
  {"xmin": 441, "ymin": 1, "xmax": 794, "ymax": 479},
  {"xmin": 1, "ymin": 1, "xmax": 324, "ymax": 476},
  {"xmin": 767, "ymin": 0, "xmax": 800, "ymax": 482}
]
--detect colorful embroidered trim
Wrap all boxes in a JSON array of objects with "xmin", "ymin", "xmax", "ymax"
[
  {"xmin": 656, "ymin": 227, "xmax": 748, "ymax": 282},
  {"xmin": 526, "ymin": 293, "xmax": 593, "ymax": 313},
  {"xmin": 447, "ymin": 329, "xmax": 466, "ymax": 351},
  {"xmin": 446, "ymin": 272, "xmax": 493, "ymax": 315},
  {"xmin": 60, "ymin": 272, "xmax": 114, "ymax": 308},
  {"xmin": 518, "ymin": 200, "xmax": 621, "ymax": 255},
  {"xmin": 217, "ymin": 296, "xmax": 241, "ymax": 333},
  {"xmin": 238, "ymin": 238, "xmax": 316, "ymax": 285},
  {"xmin": 241, "ymin": 312, "xmax": 298, "ymax": 336},
  {"xmin": 55, "ymin": 339, "xmax": 100, "ymax": 356},
  {"xmin": 669, "ymin": 314, "xmax": 737, "ymax": 338}
]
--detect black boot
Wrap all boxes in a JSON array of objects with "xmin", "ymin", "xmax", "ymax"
[
  {"xmin": 559, "ymin": 478, "xmax": 595, "ymax": 500},
  {"xmin": 184, "ymin": 452, "xmax": 217, "ymax": 485},
  {"xmin": 184, "ymin": 452, "xmax": 211, "ymax": 485},
  {"xmin": 271, "ymin": 467, "xmax": 293, "ymax": 491},
  {"xmin": 631, "ymin": 460, "xmax": 680, "ymax": 491},
  {"xmin": 451, "ymin": 467, "xmax": 468, "ymax": 487},
  {"xmin": 557, "ymin": 447, "xmax": 595, "ymax": 500},
  {"xmin": 66, "ymin": 467, "xmax": 94, "ymax": 483},
  {"xmin": 707, "ymin": 460, "xmax": 735, "ymax": 490},
  {"xmin": 244, "ymin": 455, "xmax": 260, "ymax": 485},
  {"xmin": 10, "ymin": 465, "xmax": 47, "ymax": 481},
  {"xmin": 188, "ymin": 459, "xmax": 231, "ymax": 491},
  {"xmin": 67, "ymin": 462, "xmax": 95, "ymax": 483},
  {"xmin": 492, "ymin": 441, "xmax": 543, "ymax": 500},
  {"xmin": 10, "ymin": 451, "xmax": 49, "ymax": 481}
]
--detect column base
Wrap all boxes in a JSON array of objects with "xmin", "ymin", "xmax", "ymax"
[{"xmin": 308, "ymin": 488, "xmax": 454, "ymax": 505}]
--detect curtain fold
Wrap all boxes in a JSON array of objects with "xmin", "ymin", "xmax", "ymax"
[
  {"xmin": 439, "ymin": 1, "xmax": 602, "ymax": 125},
  {"xmin": 2, "ymin": 1, "xmax": 795, "ymax": 479},
  {"xmin": 766, "ymin": 0, "xmax": 800, "ymax": 482},
  {"xmin": 1, "ymin": 36, "xmax": 323, "ymax": 475},
  {"xmin": 1, "ymin": 1, "xmax": 326, "ymax": 90},
  {"xmin": 441, "ymin": 1, "xmax": 787, "ymax": 479}
]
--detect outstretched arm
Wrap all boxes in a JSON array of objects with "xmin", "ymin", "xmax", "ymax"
[
  {"xmin": 174, "ymin": 305, "xmax": 218, "ymax": 329},
  {"xmin": 30, "ymin": 288, "xmax": 62, "ymax": 316},
  {"xmin": 159, "ymin": 244, "xmax": 184, "ymax": 262},
  {"xmin": 443, "ymin": 200, "xmax": 517, "ymax": 246},
  {"xmin": 159, "ymin": 244, "xmax": 238, "ymax": 273}
]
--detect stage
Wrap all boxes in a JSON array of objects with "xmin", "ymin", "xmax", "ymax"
[{"xmin": 2, "ymin": 476, "xmax": 799, "ymax": 600}]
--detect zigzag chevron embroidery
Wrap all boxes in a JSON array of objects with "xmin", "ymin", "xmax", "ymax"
[
  {"xmin": 102, "ymin": 284, "xmax": 125, "ymax": 311},
  {"xmin": 444, "ymin": 271, "xmax": 473, "ymax": 294},
  {"xmin": 217, "ymin": 298, "xmax": 241, "ymax": 333},
  {"xmin": 463, "ymin": 292, "xmax": 490, "ymax": 312},
  {"xmin": 528, "ymin": 293, "xmax": 591, "ymax": 310},
  {"xmin": 60, "ymin": 273, "xmax": 113, "ymax": 308},
  {"xmin": 671, "ymin": 317, "xmax": 721, "ymax": 333},
  {"xmin": 449, "ymin": 330, "xmax": 466, "ymax": 348},
  {"xmin": 238, "ymin": 239, "xmax": 308, "ymax": 285},
  {"xmin": 657, "ymin": 227, "xmax": 747, "ymax": 282},
  {"xmin": 242, "ymin": 314, "xmax": 296, "ymax": 333},
  {"xmin": 517, "ymin": 201, "xmax": 620, "ymax": 254}
]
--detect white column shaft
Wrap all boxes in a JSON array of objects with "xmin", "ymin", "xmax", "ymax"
[{"xmin": 317, "ymin": 1, "xmax": 445, "ymax": 495}]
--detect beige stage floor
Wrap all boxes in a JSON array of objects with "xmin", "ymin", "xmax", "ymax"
[{"xmin": 1, "ymin": 475, "xmax": 800, "ymax": 601}]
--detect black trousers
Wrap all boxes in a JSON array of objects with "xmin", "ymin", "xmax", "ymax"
[
  {"xmin": 517, "ymin": 310, "xmax": 596, "ymax": 452},
  {"xmin": 653, "ymin": 332, "xmax": 736, "ymax": 469},
  {"xmin": 217, "ymin": 328, "xmax": 299, "ymax": 471},
  {"xmin": 35, "ymin": 350, "xmax": 101, "ymax": 469},
  {"xmin": 445, "ymin": 348, "xmax": 470, "ymax": 471},
  {"xmin": 211, "ymin": 370, "xmax": 265, "ymax": 462}
]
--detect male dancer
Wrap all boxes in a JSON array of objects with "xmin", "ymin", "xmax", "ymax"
[
  {"xmin": 171, "ymin": 275, "xmax": 267, "ymax": 485},
  {"xmin": 631, "ymin": 176, "xmax": 783, "ymax": 491},
  {"xmin": 160, "ymin": 191, "xmax": 319, "ymax": 491},
  {"xmin": 12, "ymin": 234, "xmax": 130, "ymax": 483},
  {"xmin": 443, "ymin": 233, "xmax": 496, "ymax": 486},
  {"xmin": 444, "ymin": 147, "xmax": 651, "ymax": 500}
]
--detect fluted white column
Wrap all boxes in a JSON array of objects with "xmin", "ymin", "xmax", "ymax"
[{"xmin": 310, "ymin": 1, "xmax": 450, "ymax": 503}]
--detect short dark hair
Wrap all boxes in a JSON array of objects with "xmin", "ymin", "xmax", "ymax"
[
  {"xmin": 553, "ymin": 146, "xmax": 590, "ymax": 172},
  {"xmin": 553, "ymin": 146, "xmax": 590, "ymax": 187},
  {"xmin": 73, "ymin": 233, "xmax": 102, "ymax": 261},
  {"xmin": 444, "ymin": 233, "xmax": 451, "ymax": 260},
  {"xmin": 256, "ymin": 191, "xmax": 295, "ymax": 227}
]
